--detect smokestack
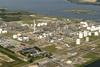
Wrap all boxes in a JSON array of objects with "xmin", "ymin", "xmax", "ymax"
[{"xmin": 33, "ymin": 20, "xmax": 36, "ymax": 33}]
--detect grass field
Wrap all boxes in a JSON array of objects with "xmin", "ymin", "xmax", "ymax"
[{"xmin": 0, "ymin": 45, "xmax": 28, "ymax": 67}]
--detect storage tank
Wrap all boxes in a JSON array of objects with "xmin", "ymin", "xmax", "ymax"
[
  {"xmin": 91, "ymin": 25, "xmax": 96, "ymax": 31},
  {"xmin": 76, "ymin": 39, "xmax": 80, "ymax": 45},
  {"xmin": 87, "ymin": 27, "xmax": 91, "ymax": 30},
  {"xmin": 17, "ymin": 37, "xmax": 23, "ymax": 41},
  {"xmin": 86, "ymin": 37, "xmax": 89, "ymax": 42},
  {"xmin": 66, "ymin": 60, "xmax": 72, "ymax": 64},
  {"xmin": 83, "ymin": 31, "xmax": 88, "ymax": 37},
  {"xmin": 79, "ymin": 32, "xmax": 83, "ymax": 38},
  {"xmin": 94, "ymin": 31, "xmax": 99, "ymax": 36},
  {"xmin": 17, "ymin": 33, "xmax": 21, "ymax": 37},
  {"xmin": 13, "ymin": 35, "xmax": 18, "ymax": 39},
  {"xmin": 2, "ymin": 30, "xmax": 7, "ymax": 34},
  {"xmin": 23, "ymin": 36, "xmax": 29, "ymax": 41},
  {"xmin": 0, "ymin": 28, "xmax": 2, "ymax": 34},
  {"xmin": 88, "ymin": 32, "xmax": 92, "ymax": 36}
]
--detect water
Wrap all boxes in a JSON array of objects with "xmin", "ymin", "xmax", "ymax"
[
  {"xmin": 0, "ymin": 0, "xmax": 100, "ymax": 21},
  {"xmin": 85, "ymin": 60, "xmax": 100, "ymax": 67}
]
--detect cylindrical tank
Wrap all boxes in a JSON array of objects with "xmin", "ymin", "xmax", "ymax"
[
  {"xmin": 76, "ymin": 39, "xmax": 80, "ymax": 45},
  {"xmin": 79, "ymin": 32, "xmax": 83, "ymax": 38},
  {"xmin": 13, "ymin": 35, "xmax": 18, "ymax": 39},
  {"xmin": 2, "ymin": 30, "xmax": 7, "ymax": 34},
  {"xmin": 94, "ymin": 31, "xmax": 99, "ymax": 36},
  {"xmin": 0, "ymin": 28, "xmax": 2, "ymax": 34},
  {"xmin": 88, "ymin": 32, "xmax": 92, "ymax": 36},
  {"xmin": 83, "ymin": 31, "xmax": 88, "ymax": 37},
  {"xmin": 86, "ymin": 37, "xmax": 89, "ymax": 42}
]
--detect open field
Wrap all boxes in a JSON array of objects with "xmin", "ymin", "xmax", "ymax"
[{"xmin": 0, "ymin": 45, "xmax": 28, "ymax": 67}]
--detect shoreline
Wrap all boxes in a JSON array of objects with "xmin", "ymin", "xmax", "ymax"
[
  {"xmin": 0, "ymin": 7, "xmax": 100, "ymax": 22},
  {"xmin": 78, "ymin": 57, "xmax": 100, "ymax": 67}
]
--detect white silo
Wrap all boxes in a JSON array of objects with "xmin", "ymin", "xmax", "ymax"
[
  {"xmin": 94, "ymin": 31, "xmax": 99, "ymax": 36},
  {"xmin": 76, "ymin": 39, "xmax": 80, "ymax": 45},
  {"xmin": 66, "ymin": 60, "xmax": 72, "ymax": 64},
  {"xmin": 65, "ymin": 44, "xmax": 70, "ymax": 47},
  {"xmin": 37, "ymin": 23, "xmax": 41, "ymax": 27},
  {"xmin": 38, "ymin": 35, "xmax": 43, "ymax": 39},
  {"xmin": 86, "ymin": 37, "xmax": 89, "ymax": 42},
  {"xmin": 98, "ymin": 26, "xmax": 100, "ymax": 32},
  {"xmin": 23, "ymin": 36, "xmax": 29, "ymax": 41},
  {"xmin": 88, "ymin": 32, "xmax": 92, "ymax": 36},
  {"xmin": 17, "ymin": 33, "xmax": 21, "ymax": 37},
  {"xmin": 17, "ymin": 37, "xmax": 23, "ymax": 41},
  {"xmin": 2, "ymin": 30, "xmax": 7, "ymax": 34},
  {"xmin": 13, "ymin": 35, "xmax": 18, "ymax": 39},
  {"xmin": 87, "ymin": 27, "xmax": 91, "ymax": 30},
  {"xmin": 0, "ymin": 28, "xmax": 2, "ymax": 34},
  {"xmin": 80, "ymin": 21, "xmax": 88, "ymax": 27},
  {"xmin": 44, "ymin": 23, "xmax": 47, "ymax": 26},
  {"xmin": 0, "ymin": 28, "xmax": 2, "ymax": 31},
  {"xmin": 83, "ymin": 31, "xmax": 88, "ymax": 37},
  {"xmin": 96, "ymin": 26, "xmax": 100, "ymax": 33},
  {"xmin": 95, "ymin": 26, "xmax": 99, "ymax": 31},
  {"xmin": 98, "ymin": 25, "xmax": 100, "ymax": 30},
  {"xmin": 79, "ymin": 32, "xmax": 83, "ymax": 38},
  {"xmin": 91, "ymin": 25, "xmax": 96, "ymax": 31},
  {"xmin": 76, "ymin": 32, "xmax": 79, "ymax": 35}
]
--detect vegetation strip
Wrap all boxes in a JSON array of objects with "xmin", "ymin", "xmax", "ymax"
[{"xmin": 0, "ymin": 45, "xmax": 28, "ymax": 67}]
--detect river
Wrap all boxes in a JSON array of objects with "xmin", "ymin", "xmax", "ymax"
[
  {"xmin": 0, "ymin": 0, "xmax": 100, "ymax": 21},
  {"xmin": 85, "ymin": 59, "xmax": 100, "ymax": 67}
]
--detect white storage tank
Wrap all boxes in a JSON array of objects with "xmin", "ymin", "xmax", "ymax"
[
  {"xmin": 38, "ymin": 35, "xmax": 43, "ymax": 39},
  {"xmin": 0, "ymin": 28, "xmax": 2, "ymax": 31},
  {"xmin": 83, "ymin": 31, "xmax": 88, "ymax": 37},
  {"xmin": 17, "ymin": 37, "xmax": 23, "ymax": 41},
  {"xmin": 0, "ymin": 28, "xmax": 2, "ymax": 34},
  {"xmin": 79, "ymin": 32, "xmax": 83, "ymax": 38},
  {"xmin": 87, "ymin": 27, "xmax": 91, "ymax": 30},
  {"xmin": 86, "ymin": 37, "xmax": 89, "ymax": 42},
  {"xmin": 94, "ymin": 31, "xmax": 99, "ymax": 36},
  {"xmin": 95, "ymin": 27, "xmax": 99, "ymax": 31},
  {"xmin": 91, "ymin": 25, "xmax": 96, "ymax": 31},
  {"xmin": 37, "ymin": 23, "xmax": 41, "ymax": 27},
  {"xmin": 23, "ymin": 36, "xmax": 29, "ymax": 41},
  {"xmin": 88, "ymin": 32, "xmax": 92, "ymax": 36},
  {"xmin": 66, "ymin": 60, "xmax": 72, "ymax": 64},
  {"xmin": 13, "ymin": 35, "xmax": 18, "ymax": 39},
  {"xmin": 76, "ymin": 39, "xmax": 80, "ymax": 45},
  {"xmin": 98, "ymin": 25, "xmax": 100, "ymax": 30},
  {"xmin": 80, "ymin": 21, "xmax": 88, "ymax": 27},
  {"xmin": 2, "ymin": 30, "xmax": 7, "ymax": 34},
  {"xmin": 17, "ymin": 33, "xmax": 21, "ymax": 37}
]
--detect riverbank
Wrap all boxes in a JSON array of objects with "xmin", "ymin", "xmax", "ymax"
[
  {"xmin": 0, "ymin": 0, "xmax": 100, "ymax": 22},
  {"xmin": 75, "ymin": 52, "xmax": 100, "ymax": 67},
  {"xmin": 85, "ymin": 59, "xmax": 100, "ymax": 67},
  {"xmin": 80, "ymin": 58, "xmax": 100, "ymax": 67}
]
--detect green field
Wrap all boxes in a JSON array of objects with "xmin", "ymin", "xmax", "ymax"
[{"xmin": 0, "ymin": 45, "xmax": 28, "ymax": 67}]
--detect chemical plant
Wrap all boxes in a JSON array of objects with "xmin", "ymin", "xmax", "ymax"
[{"xmin": 0, "ymin": 13, "xmax": 100, "ymax": 67}]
